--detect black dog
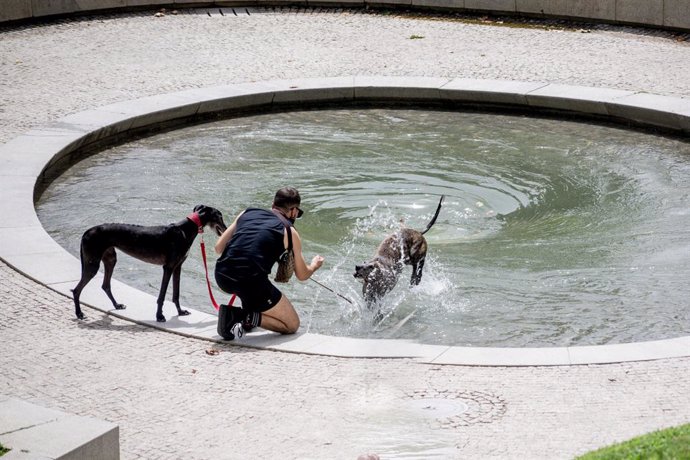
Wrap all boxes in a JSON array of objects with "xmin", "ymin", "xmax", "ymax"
[
  {"xmin": 72, "ymin": 205, "xmax": 227, "ymax": 322},
  {"xmin": 354, "ymin": 196, "xmax": 444, "ymax": 308}
]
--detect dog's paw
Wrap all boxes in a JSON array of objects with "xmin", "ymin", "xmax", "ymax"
[
  {"xmin": 179, "ymin": 309, "xmax": 191, "ymax": 316},
  {"xmin": 156, "ymin": 314, "xmax": 167, "ymax": 323},
  {"xmin": 115, "ymin": 303, "xmax": 126, "ymax": 310},
  {"xmin": 76, "ymin": 311, "xmax": 85, "ymax": 320}
]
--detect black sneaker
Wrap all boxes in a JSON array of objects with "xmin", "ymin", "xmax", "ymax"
[
  {"xmin": 231, "ymin": 322, "xmax": 244, "ymax": 340},
  {"xmin": 217, "ymin": 304, "xmax": 243, "ymax": 341}
]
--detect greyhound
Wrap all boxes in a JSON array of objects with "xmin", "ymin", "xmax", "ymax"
[
  {"xmin": 72, "ymin": 205, "xmax": 227, "ymax": 322},
  {"xmin": 354, "ymin": 195, "xmax": 444, "ymax": 308}
]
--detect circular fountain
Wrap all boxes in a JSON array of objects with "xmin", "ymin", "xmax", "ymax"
[
  {"xmin": 37, "ymin": 106, "xmax": 690, "ymax": 348},
  {"xmin": 4, "ymin": 77, "xmax": 689, "ymax": 364}
]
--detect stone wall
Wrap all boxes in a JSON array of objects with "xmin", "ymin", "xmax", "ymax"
[{"xmin": 1, "ymin": 0, "xmax": 689, "ymax": 31}]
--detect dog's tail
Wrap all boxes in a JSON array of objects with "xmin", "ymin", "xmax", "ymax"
[{"xmin": 421, "ymin": 195, "xmax": 445, "ymax": 235}]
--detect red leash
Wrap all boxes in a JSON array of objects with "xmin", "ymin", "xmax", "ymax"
[{"xmin": 190, "ymin": 212, "xmax": 236, "ymax": 311}]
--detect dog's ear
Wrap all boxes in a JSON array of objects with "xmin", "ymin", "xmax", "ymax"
[{"xmin": 193, "ymin": 204, "xmax": 208, "ymax": 216}]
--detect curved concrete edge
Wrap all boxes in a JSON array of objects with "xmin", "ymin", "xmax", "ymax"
[
  {"xmin": 1, "ymin": 76, "xmax": 689, "ymax": 366},
  {"xmin": 0, "ymin": 396, "xmax": 119, "ymax": 460},
  {"xmin": 1, "ymin": 1, "xmax": 690, "ymax": 33}
]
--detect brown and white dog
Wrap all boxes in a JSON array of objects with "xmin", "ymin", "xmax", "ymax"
[{"xmin": 354, "ymin": 196, "xmax": 444, "ymax": 308}]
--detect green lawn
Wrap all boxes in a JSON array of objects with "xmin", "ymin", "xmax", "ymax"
[
  {"xmin": 576, "ymin": 424, "xmax": 690, "ymax": 460},
  {"xmin": 0, "ymin": 442, "xmax": 9, "ymax": 456}
]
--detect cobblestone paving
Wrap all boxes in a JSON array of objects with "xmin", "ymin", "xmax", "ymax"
[{"xmin": 1, "ymin": 8, "xmax": 690, "ymax": 459}]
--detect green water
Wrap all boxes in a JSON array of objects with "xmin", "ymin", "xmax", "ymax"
[{"xmin": 37, "ymin": 109, "xmax": 690, "ymax": 347}]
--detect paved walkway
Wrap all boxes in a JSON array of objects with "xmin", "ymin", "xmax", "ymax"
[{"xmin": 1, "ymin": 8, "xmax": 690, "ymax": 459}]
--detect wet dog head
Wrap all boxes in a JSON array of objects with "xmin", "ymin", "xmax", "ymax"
[
  {"xmin": 194, "ymin": 204, "xmax": 228, "ymax": 236},
  {"xmin": 353, "ymin": 262, "xmax": 376, "ymax": 282},
  {"xmin": 354, "ymin": 259, "xmax": 401, "ymax": 308}
]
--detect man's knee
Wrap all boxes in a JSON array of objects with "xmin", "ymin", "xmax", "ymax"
[
  {"xmin": 285, "ymin": 315, "xmax": 300, "ymax": 334},
  {"xmin": 275, "ymin": 296, "xmax": 300, "ymax": 334}
]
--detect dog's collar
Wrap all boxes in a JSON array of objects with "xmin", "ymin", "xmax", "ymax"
[{"xmin": 187, "ymin": 212, "xmax": 203, "ymax": 234}]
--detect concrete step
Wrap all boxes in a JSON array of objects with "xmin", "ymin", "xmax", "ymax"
[{"xmin": 0, "ymin": 396, "xmax": 119, "ymax": 460}]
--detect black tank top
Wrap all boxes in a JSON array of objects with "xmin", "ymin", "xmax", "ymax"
[{"xmin": 216, "ymin": 208, "xmax": 286, "ymax": 279}]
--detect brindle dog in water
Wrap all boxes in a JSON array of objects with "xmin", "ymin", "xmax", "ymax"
[{"xmin": 354, "ymin": 195, "xmax": 444, "ymax": 309}]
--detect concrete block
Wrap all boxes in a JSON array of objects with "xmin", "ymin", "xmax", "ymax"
[
  {"xmin": 0, "ymin": 0, "xmax": 32, "ymax": 22},
  {"xmin": 568, "ymin": 337, "xmax": 690, "ymax": 365},
  {"xmin": 411, "ymin": 0, "xmax": 464, "ymax": 10},
  {"xmin": 97, "ymin": 92, "xmax": 202, "ymax": 131},
  {"xmin": 0, "ymin": 398, "xmax": 119, "ymax": 460},
  {"xmin": 0, "ymin": 127, "xmax": 88, "ymax": 179},
  {"xmin": 2, "ymin": 248, "xmax": 82, "ymax": 285},
  {"xmin": 430, "ymin": 345, "xmax": 571, "ymax": 366},
  {"xmin": 265, "ymin": 77, "xmax": 355, "ymax": 105},
  {"xmin": 616, "ymin": 0, "xmax": 663, "ymax": 26},
  {"xmin": 173, "ymin": 0, "xmax": 219, "ymax": 5},
  {"xmin": 515, "ymin": 0, "xmax": 569, "ymax": 16},
  {"xmin": 567, "ymin": 0, "xmax": 615, "ymax": 21},
  {"xmin": 176, "ymin": 84, "xmax": 275, "ymax": 116},
  {"xmin": 310, "ymin": 0, "xmax": 366, "ymax": 4},
  {"xmin": 0, "ymin": 177, "xmax": 37, "ymax": 228},
  {"xmin": 664, "ymin": 0, "xmax": 690, "ymax": 30},
  {"xmin": 606, "ymin": 92, "xmax": 690, "ymax": 132},
  {"xmin": 126, "ymin": 0, "xmax": 171, "ymax": 7},
  {"xmin": 31, "ymin": 0, "xmax": 126, "ymax": 18},
  {"xmin": 440, "ymin": 78, "xmax": 547, "ymax": 106},
  {"xmin": 151, "ymin": 78, "xmax": 356, "ymax": 118},
  {"xmin": 298, "ymin": 335, "xmax": 448, "ymax": 359},
  {"xmin": 525, "ymin": 83, "xmax": 635, "ymax": 116},
  {"xmin": 464, "ymin": 0, "xmax": 516, "ymax": 12},
  {"xmin": 58, "ymin": 109, "xmax": 137, "ymax": 148},
  {"xmin": 18, "ymin": 125, "xmax": 103, "ymax": 183},
  {"xmin": 369, "ymin": 0, "xmax": 412, "ymax": 6},
  {"xmin": 353, "ymin": 76, "xmax": 450, "ymax": 101},
  {"xmin": 239, "ymin": 331, "xmax": 334, "ymax": 353},
  {"xmin": 515, "ymin": 0, "xmax": 546, "ymax": 14}
]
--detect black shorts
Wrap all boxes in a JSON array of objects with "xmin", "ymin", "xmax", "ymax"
[{"xmin": 215, "ymin": 272, "xmax": 282, "ymax": 313}]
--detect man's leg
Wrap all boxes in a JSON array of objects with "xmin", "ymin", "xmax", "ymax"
[{"xmin": 259, "ymin": 294, "xmax": 300, "ymax": 334}]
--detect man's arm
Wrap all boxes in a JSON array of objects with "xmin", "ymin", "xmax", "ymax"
[
  {"xmin": 290, "ymin": 227, "xmax": 324, "ymax": 281},
  {"xmin": 214, "ymin": 211, "xmax": 244, "ymax": 254}
]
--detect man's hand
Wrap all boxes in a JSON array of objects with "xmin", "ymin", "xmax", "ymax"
[{"xmin": 310, "ymin": 255, "xmax": 325, "ymax": 273}]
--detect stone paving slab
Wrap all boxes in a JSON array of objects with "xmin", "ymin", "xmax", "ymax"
[
  {"xmin": 524, "ymin": 84, "xmax": 635, "ymax": 116},
  {"xmin": 441, "ymin": 78, "xmax": 548, "ymax": 105},
  {"xmin": 0, "ymin": 398, "xmax": 119, "ymax": 460}
]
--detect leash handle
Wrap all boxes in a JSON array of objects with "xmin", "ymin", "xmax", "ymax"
[{"xmin": 199, "ymin": 237, "xmax": 235, "ymax": 311}]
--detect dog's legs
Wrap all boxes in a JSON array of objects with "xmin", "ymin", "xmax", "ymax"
[
  {"xmin": 171, "ymin": 264, "xmax": 190, "ymax": 317},
  {"xmin": 155, "ymin": 267, "xmax": 174, "ymax": 322},
  {"xmin": 410, "ymin": 258, "xmax": 425, "ymax": 286},
  {"xmin": 101, "ymin": 247, "xmax": 126, "ymax": 310},
  {"xmin": 72, "ymin": 253, "xmax": 101, "ymax": 320}
]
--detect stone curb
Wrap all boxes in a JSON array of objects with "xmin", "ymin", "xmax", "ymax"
[
  {"xmin": 0, "ymin": 396, "xmax": 119, "ymax": 460},
  {"xmin": 1, "ymin": 76, "xmax": 689, "ymax": 366}
]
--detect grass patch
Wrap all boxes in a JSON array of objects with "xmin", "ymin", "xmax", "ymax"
[
  {"xmin": 576, "ymin": 424, "xmax": 690, "ymax": 460},
  {"xmin": 0, "ymin": 442, "xmax": 10, "ymax": 456}
]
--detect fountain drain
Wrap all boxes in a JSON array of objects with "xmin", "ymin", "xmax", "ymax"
[{"xmin": 404, "ymin": 390, "xmax": 507, "ymax": 428}]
